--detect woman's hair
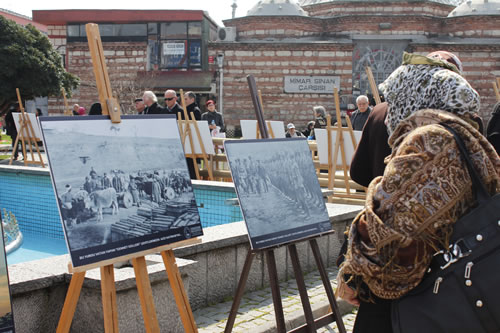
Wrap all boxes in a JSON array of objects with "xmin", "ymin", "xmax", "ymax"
[
  {"xmin": 88, "ymin": 102, "xmax": 102, "ymax": 115},
  {"xmin": 313, "ymin": 106, "xmax": 326, "ymax": 117},
  {"xmin": 143, "ymin": 91, "xmax": 158, "ymax": 103}
]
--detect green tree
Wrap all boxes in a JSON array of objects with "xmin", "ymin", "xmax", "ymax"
[{"xmin": 0, "ymin": 16, "xmax": 79, "ymax": 115}]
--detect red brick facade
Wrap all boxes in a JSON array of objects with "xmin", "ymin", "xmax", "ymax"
[{"xmin": 36, "ymin": 2, "xmax": 500, "ymax": 130}]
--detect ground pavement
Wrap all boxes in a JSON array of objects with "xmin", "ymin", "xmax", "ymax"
[{"xmin": 195, "ymin": 265, "xmax": 357, "ymax": 333}]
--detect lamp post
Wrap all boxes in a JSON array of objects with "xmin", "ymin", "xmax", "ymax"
[{"xmin": 217, "ymin": 53, "xmax": 224, "ymax": 115}]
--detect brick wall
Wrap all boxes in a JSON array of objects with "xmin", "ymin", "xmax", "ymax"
[
  {"xmin": 209, "ymin": 43, "xmax": 354, "ymax": 129},
  {"xmin": 303, "ymin": 1, "xmax": 454, "ymax": 17}
]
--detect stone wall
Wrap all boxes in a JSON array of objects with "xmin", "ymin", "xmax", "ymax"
[{"xmin": 208, "ymin": 44, "xmax": 354, "ymax": 128}]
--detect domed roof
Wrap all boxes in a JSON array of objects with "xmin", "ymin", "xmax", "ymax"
[
  {"xmin": 247, "ymin": 0, "xmax": 308, "ymax": 17},
  {"xmin": 448, "ymin": 0, "xmax": 500, "ymax": 17},
  {"xmin": 299, "ymin": 0, "xmax": 464, "ymax": 6}
]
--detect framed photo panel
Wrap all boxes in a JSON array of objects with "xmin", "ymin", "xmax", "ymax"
[
  {"xmin": 0, "ymin": 222, "xmax": 15, "ymax": 333},
  {"xmin": 224, "ymin": 138, "xmax": 331, "ymax": 249},
  {"xmin": 39, "ymin": 115, "xmax": 203, "ymax": 268}
]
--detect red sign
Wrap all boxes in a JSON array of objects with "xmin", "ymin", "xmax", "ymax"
[{"xmin": 208, "ymin": 56, "xmax": 214, "ymax": 64}]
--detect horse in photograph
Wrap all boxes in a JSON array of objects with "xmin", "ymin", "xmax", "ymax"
[{"xmin": 86, "ymin": 188, "xmax": 119, "ymax": 221}]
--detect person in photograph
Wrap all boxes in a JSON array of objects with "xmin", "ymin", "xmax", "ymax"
[
  {"xmin": 201, "ymin": 100, "xmax": 224, "ymax": 133},
  {"xmin": 83, "ymin": 176, "xmax": 93, "ymax": 194},
  {"xmin": 101, "ymin": 172, "xmax": 112, "ymax": 189},
  {"xmin": 134, "ymin": 98, "xmax": 146, "ymax": 114},
  {"xmin": 129, "ymin": 175, "xmax": 141, "ymax": 207},
  {"xmin": 350, "ymin": 95, "xmax": 372, "ymax": 131},
  {"xmin": 285, "ymin": 123, "xmax": 304, "ymax": 138},
  {"xmin": 164, "ymin": 89, "xmax": 183, "ymax": 118},
  {"xmin": 112, "ymin": 171, "xmax": 123, "ymax": 193},
  {"xmin": 184, "ymin": 91, "xmax": 202, "ymax": 120},
  {"xmin": 142, "ymin": 91, "xmax": 165, "ymax": 115}
]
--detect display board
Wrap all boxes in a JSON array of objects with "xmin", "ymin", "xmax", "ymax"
[
  {"xmin": 12, "ymin": 112, "xmax": 42, "ymax": 141},
  {"xmin": 224, "ymin": 138, "xmax": 331, "ymax": 249},
  {"xmin": 0, "ymin": 222, "xmax": 15, "ymax": 333},
  {"xmin": 315, "ymin": 128, "xmax": 362, "ymax": 166},
  {"xmin": 182, "ymin": 120, "xmax": 215, "ymax": 155},
  {"xmin": 240, "ymin": 120, "xmax": 286, "ymax": 139},
  {"xmin": 39, "ymin": 115, "xmax": 203, "ymax": 267}
]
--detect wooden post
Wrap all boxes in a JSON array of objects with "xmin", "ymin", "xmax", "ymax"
[
  {"xmin": 9, "ymin": 88, "xmax": 45, "ymax": 167},
  {"xmin": 62, "ymin": 87, "xmax": 72, "ymax": 116},
  {"xmin": 132, "ymin": 257, "xmax": 160, "ymax": 333},
  {"xmin": 162, "ymin": 250, "xmax": 198, "ymax": 333},
  {"xmin": 56, "ymin": 272, "xmax": 86, "ymax": 333},
  {"xmin": 100, "ymin": 265, "xmax": 119, "ymax": 333},
  {"xmin": 85, "ymin": 23, "xmax": 121, "ymax": 123},
  {"xmin": 365, "ymin": 66, "xmax": 381, "ymax": 105},
  {"xmin": 493, "ymin": 81, "xmax": 500, "ymax": 101}
]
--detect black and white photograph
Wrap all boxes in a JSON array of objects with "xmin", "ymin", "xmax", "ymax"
[
  {"xmin": 224, "ymin": 138, "xmax": 331, "ymax": 249},
  {"xmin": 39, "ymin": 115, "xmax": 203, "ymax": 267},
  {"xmin": 0, "ymin": 223, "xmax": 15, "ymax": 333}
]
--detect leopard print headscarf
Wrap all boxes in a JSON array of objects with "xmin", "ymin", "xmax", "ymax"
[{"xmin": 379, "ymin": 54, "xmax": 480, "ymax": 137}]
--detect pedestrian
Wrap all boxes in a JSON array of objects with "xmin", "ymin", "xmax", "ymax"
[
  {"xmin": 302, "ymin": 121, "xmax": 315, "ymax": 138},
  {"xmin": 350, "ymin": 95, "xmax": 372, "ymax": 131},
  {"xmin": 285, "ymin": 123, "xmax": 304, "ymax": 138},
  {"xmin": 337, "ymin": 51, "xmax": 500, "ymax": 333},
  {"xmin": 164, "ymin": 89, "xmax": 183, "ymax": 118},
  {"xmin": 4, "ymin": 104, "xmax": 21, "ymax": 160},
  {"xmin": 134, "ymin": 98, "xmax": 145, "ymax": 114},
  {"xmin": 88, "ymin": 102, "xmax": 102, "ymax": 115},
  {"xmin": 308, "ymin": 105, "xmax": 327, "ymax": 139},
  {"xmin": 486, "ymin": 101, "xmax": 500, "ymax": 155},
  {"xmin": 201, "ymin": 100, "xmax": 224, "ymax": 133},
  {"xmin": 184, "ymin": 91, "xmax": 202, "ymax": 120},
  {"xmin": 142, "ymin": 91, "xmax": 165, "ymax": 114}
]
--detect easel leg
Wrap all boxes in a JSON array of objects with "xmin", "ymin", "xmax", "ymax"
[
  {"xmin": 56, "ymin": 271, "xmax": 86, "ymax": 333},
  {"xmin": 161, "ymin": 250, "xmax": 198, "ymax": 333},
  {"xmin": 288, "ymin": 244, "xmax": 315, "ymax": 333},
  {"xmin": 266, "ymin": 250, "xmax": 286, "ymax": 333},
  {"xmin": 309, "ymin": 239, "xmax": 347, "ymax": 333},
  {"xmin": 8, "ymin": 134, "xmax": 21, "ymax": 165},
  {"xmin": 132, "ymin": 257, "xmax": 160, "ymax": 333},
  {"xmin": 224, "ymin": 250, "xmax": 256, "ymax": 333},
  {"xmin": 101, "ymin": 265, "xmax": 119, "ymax": 333}
]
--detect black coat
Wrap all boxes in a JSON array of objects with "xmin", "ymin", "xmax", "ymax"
[
  {"xmin": 165, "ymin": 103, "xmax": 185, "ymax": 119},
  {"xmin": 201, "ymin": 111, "xmax": 224, "ymax": 131},
  {"xmin": 144, "ymin": 102, "xmax": 166, "ymax": 115},
  {"xmin": 186, "ymin": 103, "xmax": 202, "ymax": 120}
]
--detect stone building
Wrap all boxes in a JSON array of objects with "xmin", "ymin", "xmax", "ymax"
[
  {"xmin": 32, "ymin": 10, "xmax": 219, "ymax": 114},
  {"xmin": 212, "ymin": 0, "xmax": 500, "ymax": 129},
  {"xmin": 33, "ymin": 1, "xmax": 499, "ymax": 130}
]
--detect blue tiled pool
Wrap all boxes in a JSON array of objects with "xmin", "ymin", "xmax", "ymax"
[{"xmin": 0, "ymin": 168, "xmax": 242, "ymax": 265}]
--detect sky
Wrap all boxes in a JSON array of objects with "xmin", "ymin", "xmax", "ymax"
[{"xmin": 2, "ymin": 0, "xmax": 256, "ymax": 26}]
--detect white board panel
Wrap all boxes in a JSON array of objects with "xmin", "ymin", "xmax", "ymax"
[
  {"xmin": 182, "ymin": 121, "xmax": 216, "ymax": 155},
  {"xmin": 240, "ymin": 120, "xmax": 286, "ymax": 139},
  {"xmin": 13, "ymin": 112, "xmax": 42, "ymax": 141},
  {"xmin": 315, "ymin": 128, "xmax": 362, "ymax": 166}
]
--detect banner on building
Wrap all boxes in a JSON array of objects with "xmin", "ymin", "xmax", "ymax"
[{"xmin": 284, "ymin": 76, "xmax": 340, "ymax": 94}]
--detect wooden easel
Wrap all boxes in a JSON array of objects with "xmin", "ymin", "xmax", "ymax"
[
  {"xmin": 365, "ymin": 66, "xmax": 381, "ymax": 105},
  {"xmin": 56, "ymin": 23, "xmax": 200, "ymax": 333},
  {"xmin": 493, "ymin": 80, "xmax": 500, "ymax": 101},
  {"xmin": 324, "ymin": 88, "xmax": 364, "ymax": 205},
  {"xmin": 177, "ymin": 89, "xmax": 214, "ymax": 180},
  {"xmin": 8, "ymin": 88, "xmax": 45, "ymax": 167},
  {"xmin": 61, "ymin": 87, "xmax": 72, "ymax": 116},
  {"xmin": 224, "ymin": 75, "xmax": 347, "ymax": 333},
  {"xmin": 255, "ymin": 91, "xmax": 276, "ymax": 138}
]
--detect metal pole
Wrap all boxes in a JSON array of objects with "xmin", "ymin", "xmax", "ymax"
[{"xmin": 219, "ymin": 69, "xmax": 224, "ymax": 115}]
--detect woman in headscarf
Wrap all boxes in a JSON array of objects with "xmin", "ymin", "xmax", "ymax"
[{"xmin": 337, "ymin": 51, "xmax": 500, "ymax": 333}]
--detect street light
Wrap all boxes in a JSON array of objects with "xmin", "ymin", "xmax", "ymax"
[{"xmin": 217, "ymin": 53, "xmax": 224, "ymax": 115}]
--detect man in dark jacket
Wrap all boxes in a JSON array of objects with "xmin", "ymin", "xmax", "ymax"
[
  {"xmin": 350, "ymin": 95, "xmax": 372, "ymax": 131},
  {"xmin": 164, "ymin": 89, "xmax": 184, "ymax": 119},
  {"xmin": 201, "ymin": 100, "xmax": 224, "ymax": 133},
  {"xmin": 142, "ymin": 91, "xmax": 165, "ymax": 114},
  {"xmin": 5, "ymin": 104, "xmax": 21, "ymax": 160},
  {"xmin": 184, "ymin": 91, "xmax": 202, "ymax": 120}
]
